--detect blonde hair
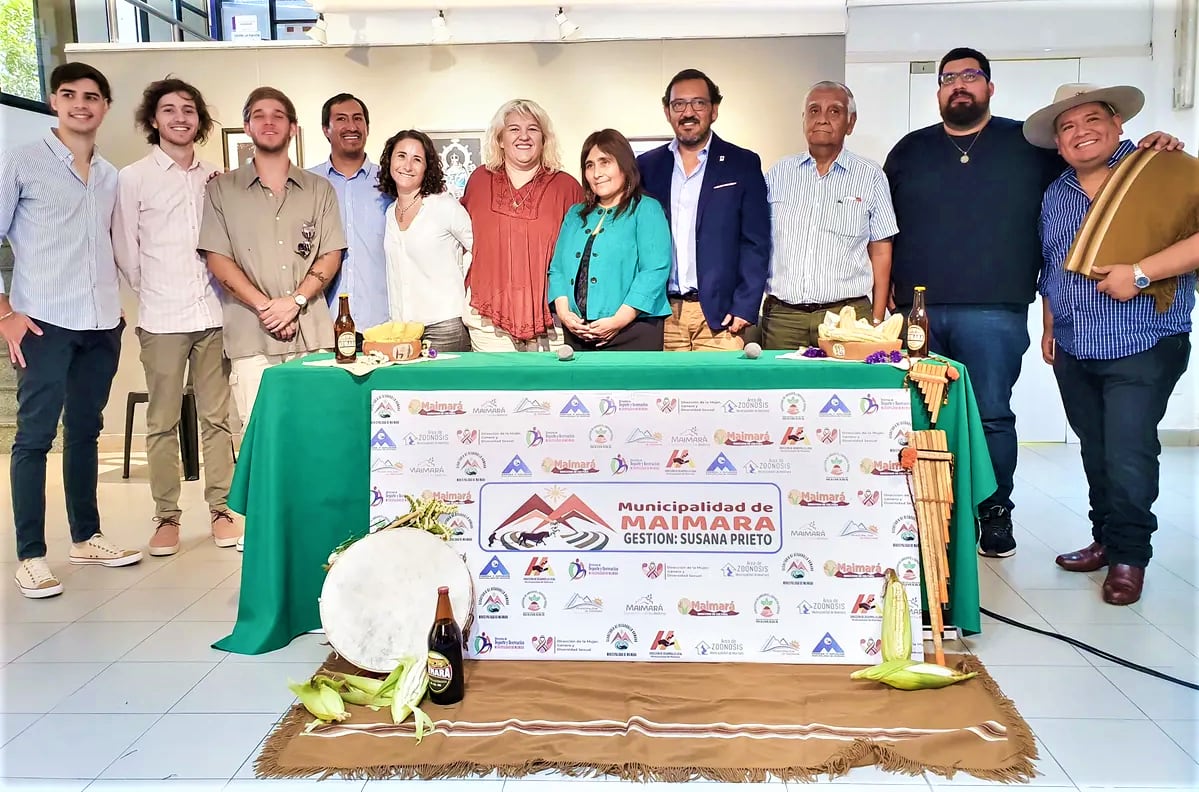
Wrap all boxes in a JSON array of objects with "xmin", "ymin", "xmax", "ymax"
[{"xmin": 482, "ymin": 99, "xmax": 563, "ymax": 172}]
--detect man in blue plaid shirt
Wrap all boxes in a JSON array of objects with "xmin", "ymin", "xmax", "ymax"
[{"xmin": 1026, "ymin": 83, "xmax": 1196, "ymax": 606}]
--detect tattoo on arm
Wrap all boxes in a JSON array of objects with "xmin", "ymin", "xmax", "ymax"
[{"xmin": 306, "ymin": 266, "xmax": 328, "ymax": 285}]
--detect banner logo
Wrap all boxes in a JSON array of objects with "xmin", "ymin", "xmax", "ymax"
[
  {"xmin": 819, "ymin": 395, "xmax": 851, "ymax": 416},
  {"xmin": 479, "ymin": 556, "xmax": 510, "ymax": 579},
  {"xmin": 560, "ymin": 396, "xmax": 590, "ymax": 417},
  {"xmin": 812, "ymin": 632, "xmax": 846, "ymax": 658},
  {"xmin": 370, "ymin": 429, "xmax": 396, "ymax": 449}
]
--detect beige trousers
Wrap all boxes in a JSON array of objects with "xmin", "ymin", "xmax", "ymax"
[
  {"xmin": 464, "ymin": 304, "xmax": 566, "ymax": 353},
  {"xmin": 229, "ymin": 350, "xmax": 323, "ymax": 430},
  {"xmin": 663, "ymin": 299, "xmax": 745, "ymax": 352},
  {"xmin": 136, "ymin": 327, "xmax": 234, "ymax": 518}
]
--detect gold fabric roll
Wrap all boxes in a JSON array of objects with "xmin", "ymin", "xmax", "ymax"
[{"xmin": 1064, "ymin": 149, "xmax": 1199, "ymax": 312}]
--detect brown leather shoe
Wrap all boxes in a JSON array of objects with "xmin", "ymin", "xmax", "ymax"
[
  {"xmin": 1102, "ymin": 564, "xmax": 1145, "ymax": 606},
  {"xmin": 1055, "ymin": 542, "xmax": 1108, "ymax": 572}
]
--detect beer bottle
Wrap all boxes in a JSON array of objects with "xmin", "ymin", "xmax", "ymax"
[
  {"xmin": 906, "ymin": 286, "xmax": 930, "ymax": 358},
  {"xmin": 427, "ymin": 586, "xmax": 465, "ymax": 705},
  {"xmin": 334, "ymin": 293, "xmax": 356, "ymax": 364}
]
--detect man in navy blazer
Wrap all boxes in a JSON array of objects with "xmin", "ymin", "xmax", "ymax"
[{"xmin": 637, "ymin": 69, "xmax": 771, "ymax": 351}]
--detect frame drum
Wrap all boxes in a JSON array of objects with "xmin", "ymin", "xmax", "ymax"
[{"xmin": 319, "ymin": 529, "xmax": 474, "ymax": 673}]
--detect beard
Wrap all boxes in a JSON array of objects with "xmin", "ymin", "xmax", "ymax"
[
  {"xmin": 251, "ymin": 134, "xmax": 291, "ymax": 155},
  {"xmin": 941, "ymin": 93, "xmax": 989, "ymax": 128},
  {"xmin": 675, "ymin": 117, "xmax": 709, "ymax": 146}
]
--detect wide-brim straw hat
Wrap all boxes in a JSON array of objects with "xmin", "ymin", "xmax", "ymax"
[{"xmin": 1023, "ymin": 83, "xmax": 1145, "ymax": 149}]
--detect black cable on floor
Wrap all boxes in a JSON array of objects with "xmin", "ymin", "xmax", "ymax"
[{"xmin": 977, "ymin": 607, "xmax": 1199, "ymax": 691}]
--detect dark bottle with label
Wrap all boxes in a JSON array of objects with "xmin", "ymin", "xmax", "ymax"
[
  {"xmin": 334, "ymin": 294, "xmax": 356, "ymax": 364},
  {"xmin": 906, "ymin": 286, "xmax": 930, "ymax": 358},
  {"xmin": 427, "ymin": 586, "xmax": 465, "ymax": 705}
]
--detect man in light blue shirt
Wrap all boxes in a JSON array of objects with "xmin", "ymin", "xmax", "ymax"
[
  {"xmin": 310, "ymin": 93, "xmax": 390, "ymax": 334},
  {"xmin": 763, "ymin": 81, "xmax": 898, "ymax": 350},
  {"xmin": 0, "ymin": 63, "xmax": 143, "ymax": 599}
]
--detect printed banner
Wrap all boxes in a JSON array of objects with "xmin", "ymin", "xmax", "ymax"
[{"xmin": 368, "ymin": 388, "xmax": 924, "ymax": 664}]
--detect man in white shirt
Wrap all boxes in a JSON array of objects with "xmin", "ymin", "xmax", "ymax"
[
  {"xmin": 113, "ymin": 78, "xmax": 241, "ymax": 556},
  {"xmin": 762, "ymin": 81, "xmax": 898, "ymax": 349}
]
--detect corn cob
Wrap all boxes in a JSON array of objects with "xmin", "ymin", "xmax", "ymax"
[
  {"xmin": 880, "ymin": 568, "xmax": 912, "ymax": 662},
  {"xmin": 288, "ymin": 678, "xmax": 350, "ymax": 727},
  {"xmin": 872, "ymin": 661, "xmax": 978, "ymax": 690},
  {"xmin": 850, "ymin": 658, "xmax": 916, "ymax": 681}
]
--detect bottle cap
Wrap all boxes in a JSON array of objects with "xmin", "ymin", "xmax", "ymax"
[
  {"xmin": 437, "ymin": 585, "xmax": 449, "ymax": 594},
  {"xmin": 339, "ymin": 292, "xmax": 349, "ymax": 298},
  {"xmin": 914, "ymin": 286, "xmax": 926, "ymax": 291}
]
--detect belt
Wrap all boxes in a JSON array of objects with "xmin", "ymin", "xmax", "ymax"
[
  {"xmin": 669, "ymin": 292, "xmax": 701, "ymax": 302},
  {"xmin": 765, "ymin": 295, "xmax": 864, "ymax": 313}
]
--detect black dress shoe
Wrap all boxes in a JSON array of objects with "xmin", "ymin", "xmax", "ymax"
[
  {"xmin": 1102, "ymin": 564, "xmax": 1145, "ymax": 606},
  {"xmin": 1055, "ymin": 542, "xmax": 1108, "ymax": 572}
]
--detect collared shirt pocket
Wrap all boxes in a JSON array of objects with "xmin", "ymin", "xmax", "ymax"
[{"xmin": 823, "ymin": 197, "xmax": 867, "ymax": 237}]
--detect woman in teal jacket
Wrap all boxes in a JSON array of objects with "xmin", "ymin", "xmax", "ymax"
[{"xmin": 548, "ymin": 129, "xmax": 672, "ymax": 351}]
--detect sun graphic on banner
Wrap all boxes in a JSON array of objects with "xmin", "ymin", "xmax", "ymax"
[{"xmin": 544, "ymin": 485, "xmax": 568, "ymax": 504}]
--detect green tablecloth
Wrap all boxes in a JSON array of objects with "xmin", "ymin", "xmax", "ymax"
[{"xmin": 215, "ymin": 351, "xmax": 995, "ymax": 655}]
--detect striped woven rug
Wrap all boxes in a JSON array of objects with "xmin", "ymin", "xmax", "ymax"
[{"xmin": 257, "ymin": 653, "xmax": 1036, "ymax": 783}]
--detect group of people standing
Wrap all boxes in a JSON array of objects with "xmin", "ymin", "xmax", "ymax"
[{"xmin": 1, "ymin": 47, "xmax": 1194, "ymax": 606}]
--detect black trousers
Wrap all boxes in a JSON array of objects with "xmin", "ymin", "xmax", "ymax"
[
  {"xmin": 13, "ymin": 320, "xmax": 124, "ymax": 560},
  {"xmin": 562, "ymin": 316, "xmax": 665, "ymax": 351},
  {"xmin": 1052, "ymin": 334, "xmax": 1190, "ymax": 568}
]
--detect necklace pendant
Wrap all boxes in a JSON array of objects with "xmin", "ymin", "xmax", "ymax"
[{"xmin": 960, "ymin": 154, "xmax": 970, "ymax": 164}]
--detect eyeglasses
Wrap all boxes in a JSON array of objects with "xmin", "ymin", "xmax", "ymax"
[
  {"xmin": 668, "ymin": 98, "xmax": 712, "ymax": 113},
  {"xmin": 296, "ymin": 220, "xmax": 316, "ymax": 257},
  {"xmin": 938, "ymin": 69, "xmax": 988, "ymax": 87}
]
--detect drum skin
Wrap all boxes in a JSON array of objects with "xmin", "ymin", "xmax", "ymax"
[{"xmin": 320, "ymin": 529, "xmax": 475, "ymax": 673}]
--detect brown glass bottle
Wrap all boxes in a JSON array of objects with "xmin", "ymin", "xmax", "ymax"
[
  {"xmin": 906, "ymin": 286, "xmax": 930, "ymax": 358},
  {"xmin": 334, "ymin": 294, "xmax": 356, "ymax": 364},
  {"xmin": 427, "ymin": 586, "xmax": 464, "ymax": 705}
]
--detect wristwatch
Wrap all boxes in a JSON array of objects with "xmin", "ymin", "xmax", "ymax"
[
  {"xmin": 1132, "ymin": 264, "xmax": 1151, "ymax": 290},
  {"xmin": 293, "ymin": 293, "xmax": 308, "ymax": 310}
]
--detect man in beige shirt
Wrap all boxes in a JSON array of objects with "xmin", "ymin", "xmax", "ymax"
[
  {"xmin": 114, "ymin": 77, "xmax": 241, "ymax": 557},
  {"xmin": 199, "ymin": 86, "xmax": 345, "ymax": 426}
]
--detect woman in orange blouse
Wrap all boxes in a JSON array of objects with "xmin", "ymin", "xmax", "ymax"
[{"xmin": 461, "ymin": 99, "xmax": 583, "ymax": 351}]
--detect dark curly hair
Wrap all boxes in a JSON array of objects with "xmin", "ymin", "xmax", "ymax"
[
  {"xmin": 376, "ymin": 130, "xmax": 446, "ymax": 199},
  {"xmin": 134, "ymin": 77, "xmax": 215, "ymax": 146}
]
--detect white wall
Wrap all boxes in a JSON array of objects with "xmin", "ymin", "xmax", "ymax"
[
  {"xmin": 844, "ymin": 0, "xmax": 1196, "ymax": 442},
  {"xmin": 0, "ymin": 103, "xmax": 56, "ymax": 151}
]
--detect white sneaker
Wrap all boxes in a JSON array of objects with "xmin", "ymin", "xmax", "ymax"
[
  {"xmin": 14, "ymin": 557, "xmax": 63, "ymax": 599},
  {"xmin": 69, "ymin": 533, "xmax": 143, "ymax": 567},
  {"xmin": 236, "ymin": 534, "xmax": 244, "ymax": 553}
]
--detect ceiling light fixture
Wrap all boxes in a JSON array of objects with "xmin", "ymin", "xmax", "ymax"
[
  {"xmin": 432, "ymin": 10, "xmax": 451, "ymax": 44},
  {"xmin": 555, "ymin": 7, "xmax": 580, "ymax": 41}
]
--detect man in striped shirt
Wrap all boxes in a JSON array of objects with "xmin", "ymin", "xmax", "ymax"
[
  {"xmin": 0, "ymin": 62, "xmax": 143, "ymax": 599},
  {"xmin": 113, "ymin": 78, "xmax": 241, "ymax": 558},
  {"xmin": 762, "ymin": 81, "xmax": 897, "ymax": 349},
  {"xmin": 1027, "ymin": 83, "xmax": 1196, "ymax": 606}
]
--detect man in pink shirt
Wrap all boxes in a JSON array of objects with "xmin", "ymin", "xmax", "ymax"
[{"xmin": 113, "ymin": 78, "xmax": 241, "ymax": 556}]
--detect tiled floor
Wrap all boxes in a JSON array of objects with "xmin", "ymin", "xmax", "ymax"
[{"xmin": 0, "ymin": 444, "xmax": 1196, "ymax": 790}]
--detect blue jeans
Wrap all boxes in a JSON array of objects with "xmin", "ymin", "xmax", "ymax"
[
  {"xmin": 11, "ymin": 320, "xmax": 123, "ymax": 560},
  {"xmin": 902, "ymin": 305, "xmax": 1029, "ymax": 512},
  {"xmin": 1052, "ymin": 335, "xmax": 1190, "ymax": 568}
]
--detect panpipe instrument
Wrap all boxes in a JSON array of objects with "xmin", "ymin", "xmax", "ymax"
[
  {"xmin": 899, "ymin": 429, "xmax": 954, "ymax": 666},
  {"xmin": 906, "ymin": 359, "xmax": 960, "ymax": 425}
]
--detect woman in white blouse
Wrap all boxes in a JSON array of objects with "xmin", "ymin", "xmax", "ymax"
[{"xmin": 377, "ymin": 130, "xmax": 473, "ymax": 352}]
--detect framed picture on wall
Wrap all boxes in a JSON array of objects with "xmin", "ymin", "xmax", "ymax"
[
  {"xmin": 426, "ymin": 132, "xmax": 485, "ymax": 199},
  {"xmin": 628, "ymin": 136, "xmax": 672, "ymax": 157},
  {"xmin": 221, "ymin": 127, "xmax": 304, "ymax": 171}
]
